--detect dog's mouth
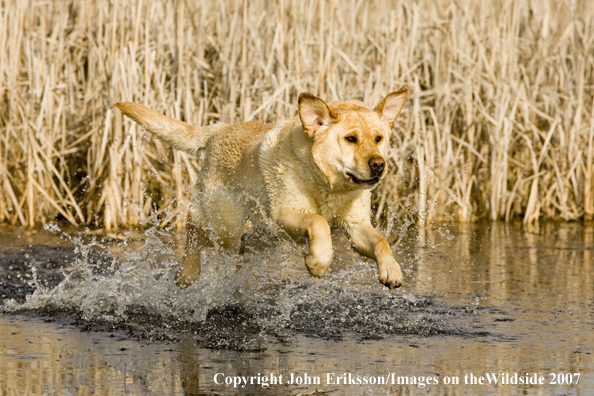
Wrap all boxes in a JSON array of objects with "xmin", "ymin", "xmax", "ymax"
[{"xmin": 346, "ymin": 172, "xmax": 380, "ymax": 186}]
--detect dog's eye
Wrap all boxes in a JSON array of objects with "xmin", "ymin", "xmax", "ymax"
[
  {"xmin": 375, "ymin": 136, "xmax": 383, "ymax": 143},
  {"xmin": 345, "ymin": 136, "xmax": 358, "ymax": 144}
]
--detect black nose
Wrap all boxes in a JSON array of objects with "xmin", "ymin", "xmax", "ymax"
[{"xmin": 369, "ymin": 156, "xmax": 385, "ymax": 177}]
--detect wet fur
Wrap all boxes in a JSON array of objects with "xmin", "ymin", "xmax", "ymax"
[{"xmin": 115, "ymin": 87, "xmax": 408, "ymax": 288}]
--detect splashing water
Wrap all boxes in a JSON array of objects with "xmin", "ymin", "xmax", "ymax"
[{"xmin": 1, "ymin": 221, "xmax": 482, "ymax": 351}]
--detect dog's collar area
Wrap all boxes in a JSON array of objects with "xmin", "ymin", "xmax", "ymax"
[{"xmin": 346, "ymin": 172, "xmax": 380, "ymax": 185}]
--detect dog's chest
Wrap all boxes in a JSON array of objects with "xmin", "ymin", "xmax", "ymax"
[{"xmin": 315, "ymin": 190, "xmax": 366, "ymax": 226}]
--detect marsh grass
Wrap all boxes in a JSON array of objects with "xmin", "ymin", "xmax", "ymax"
[{"xmin": 1, "ymin": 0, "xmax": 593, "ymax": 230}]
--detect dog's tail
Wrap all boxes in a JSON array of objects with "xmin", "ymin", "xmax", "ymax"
[{"xmin": 114, "ymin": 102, "xmax": 215, "ymax": 153}]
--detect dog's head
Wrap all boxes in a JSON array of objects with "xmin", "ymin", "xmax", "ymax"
[{"xmin": 298, "ymin": 87, "xmax": 408, "ymax": 191}]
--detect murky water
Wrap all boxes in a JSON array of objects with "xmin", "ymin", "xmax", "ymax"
[{"xmin": 0, "ymin": 222, "xmax": 592, "ymax": 395}]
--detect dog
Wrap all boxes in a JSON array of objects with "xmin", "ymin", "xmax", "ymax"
[{"xmin": 115, "ymin": 86, "xmax": 407, "ymax": 289}]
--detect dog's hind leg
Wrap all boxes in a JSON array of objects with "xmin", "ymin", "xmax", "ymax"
[
  {"xmin": 175, "ymin": 222, "xmax": 210, "ymax": 288},
  {"xmin": 175, "ymin": 190, "xmax": 245, "ymax": 288}
]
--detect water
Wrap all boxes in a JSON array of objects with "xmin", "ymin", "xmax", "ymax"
[{"xmin": 0, "ymin": 222, "xmax": 592, "ymax": 395}]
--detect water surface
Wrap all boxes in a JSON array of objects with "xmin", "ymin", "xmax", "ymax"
[{"xmin": 0, "ymin": 222, "xmax": 592, "ymax": 395}]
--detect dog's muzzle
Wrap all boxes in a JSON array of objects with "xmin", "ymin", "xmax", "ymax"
[
  {"xmin": 345, "ymin": 156, "xmax": 385, "ymax": 186},
  {"xmin": 346, "ymin": 172, "xmax": 380, "ymax": 185},
  {"xmin": 369, "ymin": 156, "xmax": 385, "ymax": 177}
]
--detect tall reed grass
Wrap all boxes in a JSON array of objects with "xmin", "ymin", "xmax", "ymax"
[{"xmin": 1, "ymin": 0, "xmax": 593, "ymax": 230}]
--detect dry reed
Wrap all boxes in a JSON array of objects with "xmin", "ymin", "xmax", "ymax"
[{"xmin": 1, "ymin": 0, "xmax": 593, "ymax": 230}]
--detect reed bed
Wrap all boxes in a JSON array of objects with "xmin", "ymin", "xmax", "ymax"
[{"xmin": 1, "ymin": 0, "xmax": 593, "ymax": 230}]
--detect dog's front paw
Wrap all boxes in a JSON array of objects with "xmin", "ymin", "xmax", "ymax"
[
  {"xmin": 378, "ymin": 258, "xmax": 404, "ymax": 288},
  {"xmin": 305, "ymin": 254, "xmax": 331, "ymax": 277}
]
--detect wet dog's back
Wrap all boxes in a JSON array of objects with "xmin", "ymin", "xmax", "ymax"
[{"xmin": 197, "ymin": 120, "xmax": 278, "ymax": 218}]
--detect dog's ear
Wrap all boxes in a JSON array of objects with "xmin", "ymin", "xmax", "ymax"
[
  {"xmin": 374, "ymin": 86, "xmax": 408, "ymax": 130},
  {"xmin": 298, "ymin": 92, "xmax": 334, "ymax": 137}
]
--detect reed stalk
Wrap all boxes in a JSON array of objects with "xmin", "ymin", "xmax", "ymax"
[{"xmin": 0, "ymin": 0, "xmax": 593, "ymax": 229}]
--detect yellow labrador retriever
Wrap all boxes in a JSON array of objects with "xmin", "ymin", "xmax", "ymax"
[{"xmin": 115, "ymin": 87, "xmax": 407, "ymax": 288}]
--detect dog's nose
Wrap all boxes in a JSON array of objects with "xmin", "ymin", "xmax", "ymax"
[{"xmin": 369, "ymin": 156, "xmax": 385, "ymax": 177}]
